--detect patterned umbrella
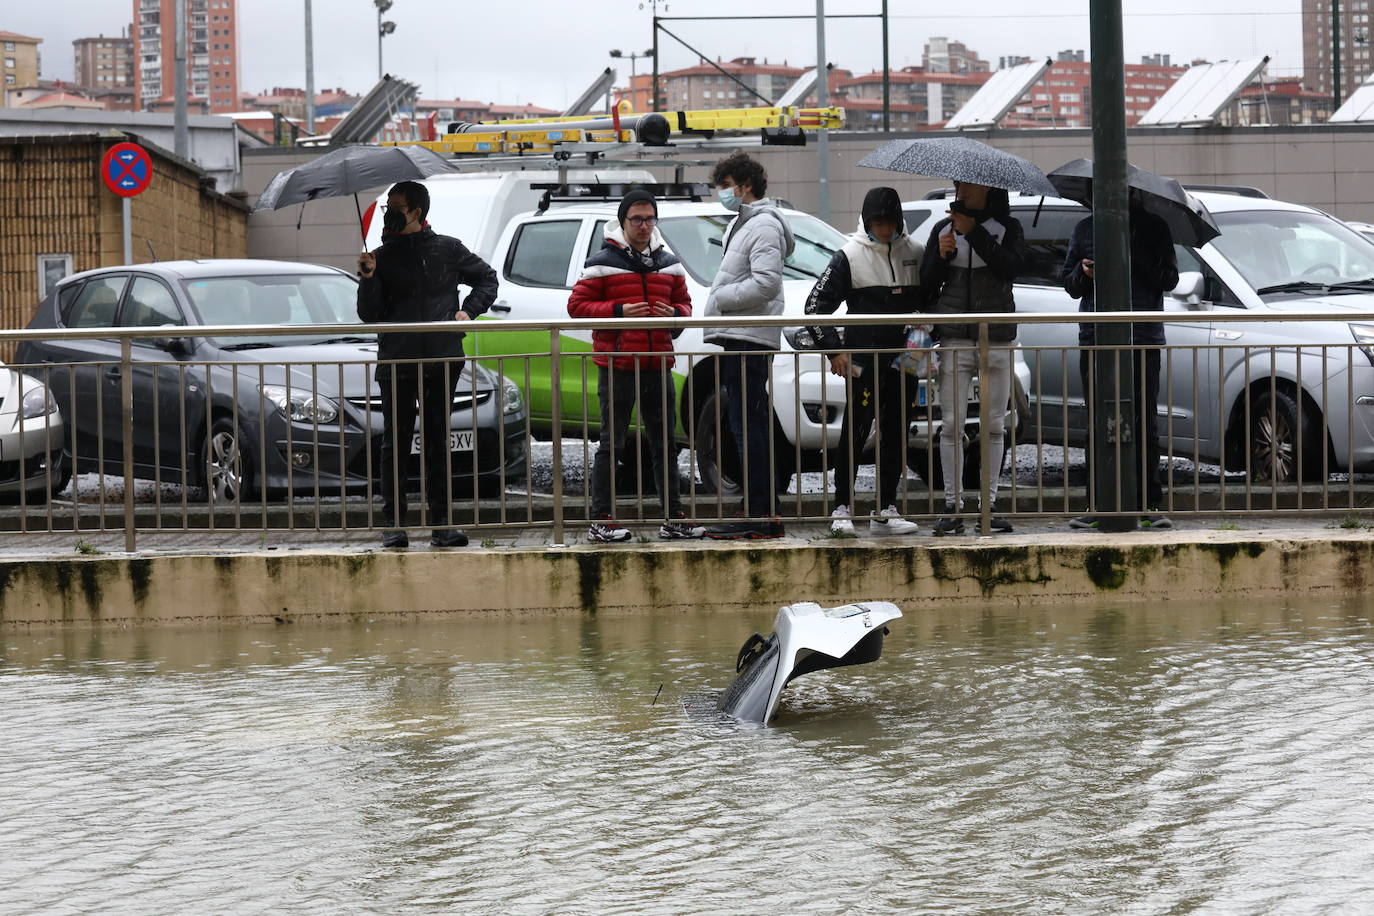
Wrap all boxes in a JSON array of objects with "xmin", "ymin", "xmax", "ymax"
[
  {"xmin": 1047, "ymin": 158, "xmax": 1222, "ymax": 248},
  {"xmin": 857, "ymin": 137, "xmax": 1059, "ymax": 197}
]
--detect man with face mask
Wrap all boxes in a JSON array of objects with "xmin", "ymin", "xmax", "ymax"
[
  {"xmin": 804, "ymin": 186, "xmax": 924, "ymax": 536},
  {"xmin": 700, "ymin": 152, "xmax": 796, "ymax": 540},
  {"xmin": 357, "ymin": 180, "xmax": 498, "ymax": 549}
]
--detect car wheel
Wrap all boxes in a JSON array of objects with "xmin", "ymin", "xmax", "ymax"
[
  {"xmin": 201, "ymin": 416, "xmax": 253, "ymax": 503},
  {"xmin": 693, "ymin": 390, "xmax": 795, "ymax": 497},
  {"xmin": 1246, "ymin": 387, "xmax": 1324, "ymax": 482}
]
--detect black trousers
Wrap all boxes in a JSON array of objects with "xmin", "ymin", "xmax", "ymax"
[
  {"xmin": 1079, "ymin": 347, "xmax": 1163, "ymax": 510},
  {"xmin": 834, "ymin": 354, "xmax": 911, "ymax": 510},
  {"xmin": 718, "ymin": 341, "xmax": 776, "ymax": 517},
  {"xmin": 377, "ymin": 361, "xmax": 461, "ymax": 528},
  {"xmin": 591, "ymin": 362, "xmax": 681, "ymax": 520}
]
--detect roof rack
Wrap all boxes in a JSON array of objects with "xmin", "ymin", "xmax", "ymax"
[
  {"xmin": 532, "ymin": 181, "xmax": 710, "ymax": 213},
  {"xmin": 1183, "ymin": 184, "xmax": 1269, "ymax": 199}
]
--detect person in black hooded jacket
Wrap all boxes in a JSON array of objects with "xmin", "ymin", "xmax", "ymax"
[
  {"xmin": 357, "ymin": 180, "xmax": 498, "ymax": 549},
  {"xmin": 805, "ymin": 186, "xmax": 924, "ymax": 536},
  {"xmin": 918, "ymin": 181, "xmax": 1029, "ymax": 535}
]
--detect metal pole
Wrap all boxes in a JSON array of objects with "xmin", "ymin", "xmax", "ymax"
[
  {"xmin": 549, "ymin": 330, "xmax": 565, "ymax": 546},
  {"xmin": 121, "ymin": 338, "xmax": 136, "ymax": 552},
  {"xmin": 304, "ymin": 0, "xmax": 316, "ymax": 132},
  {"xmin": 1089, "ymin": 0, "xmax": 1137, "ymax": 531},
  {"xmin": 173, "ymin": 0, "xmax": 188, "ymax": 159},
  {"xmin": 1333, "ymin": 0, "xmax": 1343, "ymax": 108},
  {"xmin": 881, "ymin": 0, "xmax": 890, "ymax": 132},
  {"xmin": 378, "ymin": 8, "xmax": 384, "ymax": 80},
  {"xmin": 815, "ymin": 0, "xmax": 830, "ymax": 225},
  {"xmin": 122, "ymin": 198, "xmax": 132, "ymax": 265},
  {"xmin": 651, "ymin": 17, "xmax": 659, "ymax": 112}
]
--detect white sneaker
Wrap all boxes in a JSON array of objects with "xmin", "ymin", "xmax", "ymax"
[
  {"xmin": 830, "ymin": 504, "xmax": 856, "ymax": 536},
  {"xmin": 870, "ymin": 505, "xmax": 919, "ymax": 535}
]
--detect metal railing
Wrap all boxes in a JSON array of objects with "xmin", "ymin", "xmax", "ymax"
[{"xmin": 3, "ymin": 308, "xmax": 1374, "ymax": 550}]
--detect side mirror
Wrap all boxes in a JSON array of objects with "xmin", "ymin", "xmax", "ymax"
[
  {"xmin": 1171, "ymin": 271, "xmax": 1205, "ymax": 307},
  {"xmin": 151, "ymin": 336, "xmax": 190, "ymax": 355}
]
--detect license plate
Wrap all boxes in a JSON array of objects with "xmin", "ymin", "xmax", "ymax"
[{"xmin": 411, "ymin": 430, "xmax": 473, "ymax": 454}]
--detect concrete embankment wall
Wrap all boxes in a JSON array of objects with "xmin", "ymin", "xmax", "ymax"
[{"xmin": 3, "ymin": 531, "xmax": 1371, "ymax": 628}]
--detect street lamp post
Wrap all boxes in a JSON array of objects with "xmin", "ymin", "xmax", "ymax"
[
  {"xmin": 609, "ymin": 48, "xmax": 655, "ymax": 109},
  {"xmin": 375, "ymin": 0, "xmax": 396, "ymax": 80}
]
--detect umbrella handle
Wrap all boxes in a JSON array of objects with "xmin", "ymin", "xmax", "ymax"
[{"xmin": 354, "ymin": 193, "xmax": 369, "ymax": 253}]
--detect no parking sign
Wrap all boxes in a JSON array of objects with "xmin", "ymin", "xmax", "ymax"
[{"xmin": 101, "ymin": 141, "xmax": 153, "ymax": 197}]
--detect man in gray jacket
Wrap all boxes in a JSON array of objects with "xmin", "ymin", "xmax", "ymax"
[{"xmin": 701, "ymin": 152, "xmax": 796, "ymax": 539}]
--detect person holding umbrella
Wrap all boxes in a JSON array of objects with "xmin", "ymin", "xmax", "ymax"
[
  {"xmin": 1047, "ymin": 158, "xmax": 1219, "ymax": 531},
  {"xmin": 919, "ymin": 181, "xmax": 1028, "ymax": 535},
  {"xmin": 1060, "ymin": 191, "xmax": 1180, "ymax": 531},
  {"xmin": 357, "ymin": 180, "xmax": 499, "ymax": 549}
]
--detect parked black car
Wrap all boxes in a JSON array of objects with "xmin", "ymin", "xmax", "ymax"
[{"xmin": 15, "ymin": 260, "xmax": 528, "ymax": 501}]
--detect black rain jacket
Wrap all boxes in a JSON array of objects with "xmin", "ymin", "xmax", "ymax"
[{"xmin": 356, "ymin": 226, "xmax": 498, "ymax": 370}]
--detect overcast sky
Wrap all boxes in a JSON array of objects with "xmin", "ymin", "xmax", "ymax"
[{"xmin": 15, "ymin": 1, "xmax": 1306, "ymax": 107}]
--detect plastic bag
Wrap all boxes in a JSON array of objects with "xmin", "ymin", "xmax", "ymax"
[{"xmin": 893, "ymin": 324, "xmax": 935, "ymax": 376}]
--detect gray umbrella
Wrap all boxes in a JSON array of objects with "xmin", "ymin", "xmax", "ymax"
[
  {"xmin": 252, "ymin": 144, "xmax": 459, "ymax": 247},
  {"xmin": 857, "ymin": 137, "xmax": 1059, "ymax": 197},
  {"xmin": 1047, "ymin": 158, "xmax": 1221, "ymax": 248},
  {"xmin": 253, "ymin": 144, "xmax": 458, "ymax": 212}
]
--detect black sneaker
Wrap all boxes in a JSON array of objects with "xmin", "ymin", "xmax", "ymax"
[
  {"xmin": 989, "ymin": 516, "xmax": 1014, "ymax": 534},
  {"xmin": 704, "ymin": 519, "xmax": 785, "ymax": 540},
  {"xmin": 1140, "ymin": 514, "xmax": 1173, "ymax": 530},
  {"xmin": 932, "ymin": 516, "xmax": 965, "ymax": 536},
  {"xmin": 1068, "ymin": 516, "xmax": 1099, "ymax": 530},
  {"xmin": 431, "ymin": 528, "xmax": 469, "ymax": 548},
  {"xmin": 381, "ymin": 529, "xmax": 409, "ymax": 549},
  {"xmin": 588, "ymin": 520, "xmax": 632, "ymax": 543},
  {"xmin": 659, "ymin": 519, "xmax": 706, "ymax": 539}
]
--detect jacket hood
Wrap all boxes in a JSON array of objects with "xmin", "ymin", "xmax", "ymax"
[
  {"xmin": 603, "ymin": 219, "xmax": 666, "ymax": 254},
  {"xmin": 738, "ymin": 198, "xmax": 796, "ymax": 258},
  {"xmin": 860, "ymin": 186, "xmax": 904, "ymax": 230}
]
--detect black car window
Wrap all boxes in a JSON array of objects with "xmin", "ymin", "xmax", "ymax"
[
  {"xmin": 121, "ymin": 277, "xmax": 186, "ymax": 329},
  {"xmin": 57, "ymin": 282, "xmax": 84, "ymax": 320},
  {"xmin": 1016, "ymin": 207, "xmax": 1088, "ymax": 286},
  {"xmin": 64, "ymin": 275, "xmax": 128, "ymax": 329},
  {"xmin": 904, "ymin": 207, "xmax": 940, "ymax": 240},
  {"xmin": 1175, "ymin": 244, "xmax": 1242, "ymax": 307},
  {"xmin": 504, "ymin": 220, "xmax": 580, "ymax": 289}
]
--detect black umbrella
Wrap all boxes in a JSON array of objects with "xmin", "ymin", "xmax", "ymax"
[
  {"xmin": 252, "ymin": 144, "xmax": 459, "ymax": 245},
  {"xmin": 857, "ymin": 137, "xmax": 1059, "ymax": 197},
  {"xmin": 1047, "ymin": 158, "xmax": 1221, "ymax": 248}
]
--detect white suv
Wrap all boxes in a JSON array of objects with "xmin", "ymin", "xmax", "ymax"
[{"xmin": 905, "ymin": 188, "xmax": 1374, "ymax": 480}]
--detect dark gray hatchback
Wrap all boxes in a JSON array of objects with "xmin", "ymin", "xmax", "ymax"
[{"xmin": 15, "ymin": 259, "xmax": 528, "ymax": 501}]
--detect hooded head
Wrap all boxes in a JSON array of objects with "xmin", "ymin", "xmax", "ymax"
[{"xmin": 860, "ymin": 186, "xmax": 905, "ymax": 244}]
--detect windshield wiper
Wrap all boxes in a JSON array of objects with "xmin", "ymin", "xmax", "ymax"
[
  {"xmin": 1256, "ymin": 280, "xmax": 1332, "ymax": 295},
  {"xmin": 1326, "ymin": 277, "xmax": 1374, "ymax": 291},
  {"xmin": 313, "ymin": 335, "xmax": 373, "ymax": 345},
  {"xmin": 219, "ymin": 341, "xmax": 274, "ymax": 351}
]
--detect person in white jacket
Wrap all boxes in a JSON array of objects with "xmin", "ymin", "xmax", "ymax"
[{"xmin": 701, "ymin": 152, "xmax": 796, "ymax": 540}]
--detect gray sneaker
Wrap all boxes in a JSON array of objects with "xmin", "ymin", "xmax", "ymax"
[{"xmin": 932, "ymin": 516, "xmax": 966, "ymax": 536}]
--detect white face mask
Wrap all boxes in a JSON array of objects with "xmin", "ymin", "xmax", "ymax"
[{"xmin": 717, "ymin": 187, "xmax": 742, "ymax": 212}]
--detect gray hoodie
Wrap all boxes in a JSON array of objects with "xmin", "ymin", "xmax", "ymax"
[{"xmin": 702, "ymin": 198, "xmax": 797, "ymax": 348}]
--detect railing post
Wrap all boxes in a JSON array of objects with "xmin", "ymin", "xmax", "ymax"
[
  {"xmin": 978, "ymin": 322, "xmax": 992, "ymax": 536},
  {"xmin": 549, "ymin": 329, "xmax": 565, "ymax": 547},
  {"xmin": 121, "ymin": 337, "xmax": 136, "ymax": 552}
]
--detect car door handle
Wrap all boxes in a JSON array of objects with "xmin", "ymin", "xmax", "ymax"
[
  {"xmin": 490, "ymin": 301, "xmax": 512, "ymax": 314},
  {"xmin": 104, "ymin": 366, "xmax": 122, "ymax": 378},
  {"xmin": 1213, "ymin": 329, "xmax": 1243, "ymax": 341}
]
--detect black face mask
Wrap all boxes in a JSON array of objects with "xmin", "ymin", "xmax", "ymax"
[{"xmin": 383, "ymin": 208, "xmax": 408, "ymax": 234}]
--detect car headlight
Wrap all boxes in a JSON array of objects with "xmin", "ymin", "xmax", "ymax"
[
  {"xmin": 260, "ymin": 385, "xmax": 339, "ymax": 424},
  {"xmin": 500, "ymin": 377, "xmax": 524, "ymax": 415},
  {"xmin": 20, "ymin": 383, "xmax": 58, "ymax": 420},
  {"xmin": 1352, "ymin": 324, "xmax": 1374, "ymax": 366}
]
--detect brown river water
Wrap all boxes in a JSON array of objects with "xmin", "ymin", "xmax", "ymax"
[{"xmin": 3, "ymin": 596, "xmax": 1373, "ymax": 914}]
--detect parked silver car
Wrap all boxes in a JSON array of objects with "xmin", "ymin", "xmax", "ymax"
[
  {"xmin": 905, "ymin": 188, "xmax": 1374, "ymax": 481},
  {"xmin": 0, "ymin": 364, "xmax": 67, "ymax": 502}
]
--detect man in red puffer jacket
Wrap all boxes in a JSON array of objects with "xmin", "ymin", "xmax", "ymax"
[{"xmin": 567, "ymin": 189, "xmax": 701, "ymax": 542}]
